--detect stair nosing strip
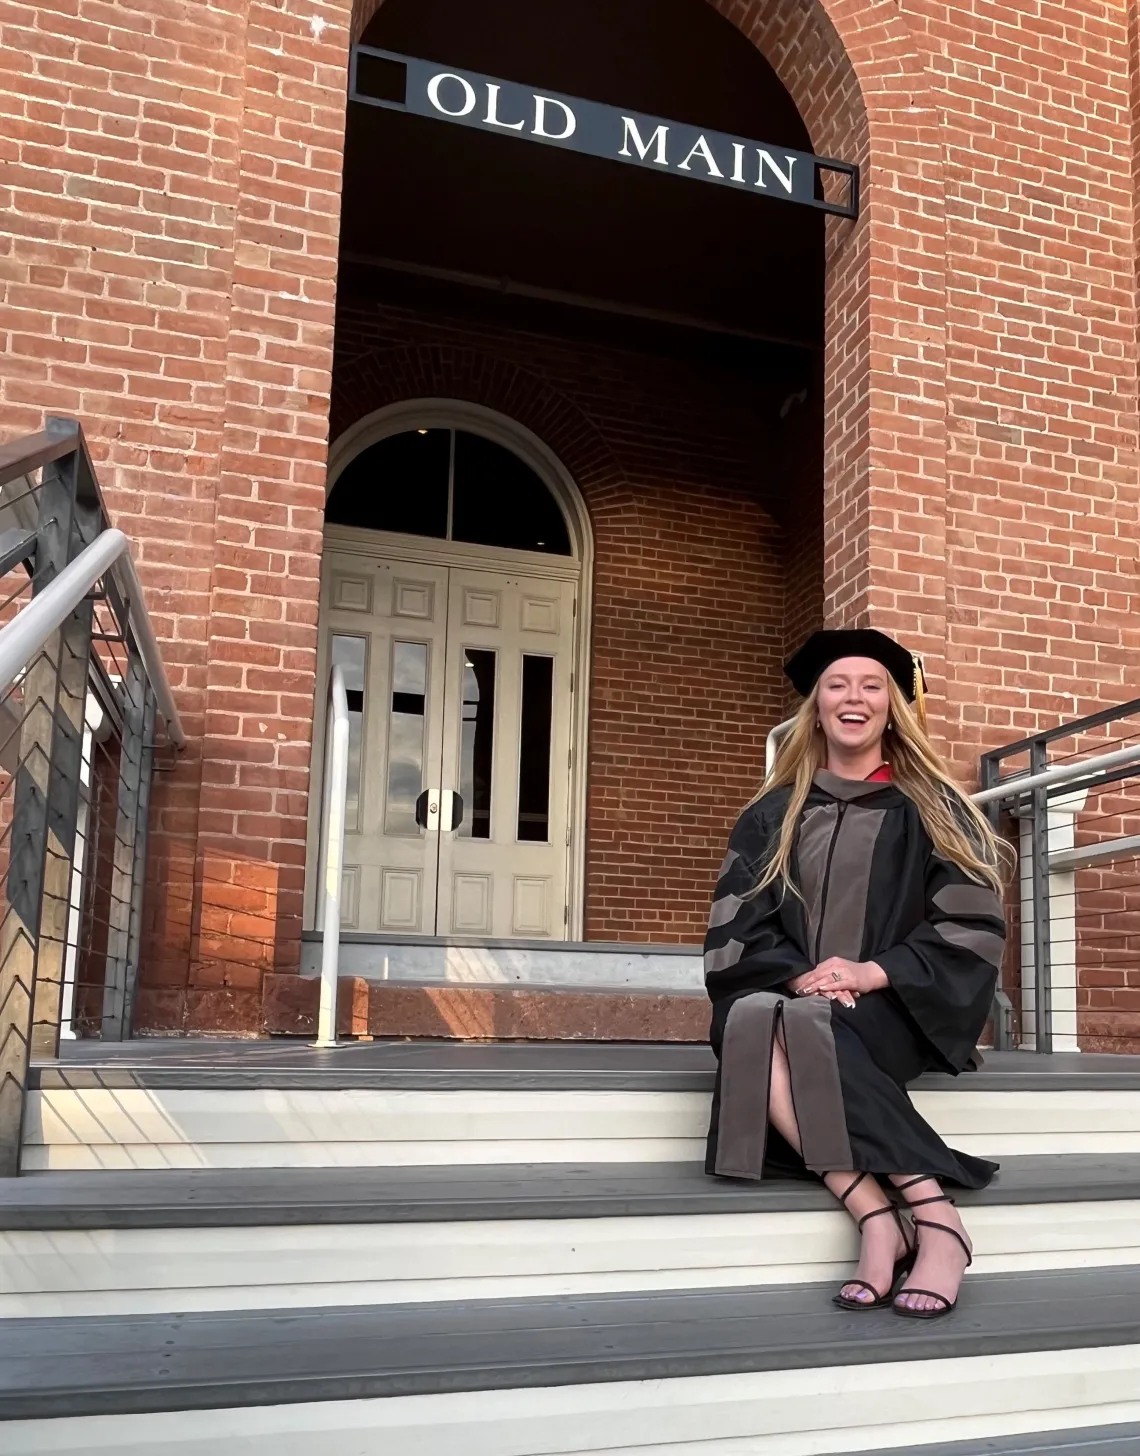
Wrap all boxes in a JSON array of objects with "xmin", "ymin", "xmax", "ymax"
[{"xmin": 3, "ymin": 1271, "xmax": 1140, "ymax": 1420}]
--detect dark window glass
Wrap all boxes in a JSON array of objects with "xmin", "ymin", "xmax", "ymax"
[
  {"xmin": 330, "ymin": 635, "xmax": 367, "ymax": 829},
  {"xmin": 452, "ymin": 432, "xmax": 571, "ymax": 555},
  {"xmin": 384, "ymin": 641, "xmax": 428, "ymax": 836},
  {"xmin": 459, "ymin": 649, "xmax": 496, "ymax": 840},
  {"xmin": 326, "ymin": 430, "xmax": 449, "ymax": 537},
  {"xmin": 517, "ymin": 655, "xmax": 554, "ymax": 842}
]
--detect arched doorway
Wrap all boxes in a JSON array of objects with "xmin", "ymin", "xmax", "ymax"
[
  {"xmin": 325, "ymin": 0, "xmax": 836, "ymax": 952},
  {"xmin": 307, "ymin": 401, "xmax": 592, "ymax": 939}
]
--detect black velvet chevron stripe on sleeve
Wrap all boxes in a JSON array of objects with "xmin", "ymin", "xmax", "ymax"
[
  {"xmin": 875, "ymin": 854, "xmax": 1006, "ymax": 1070},
  {"xmin": 703, "ymin": 799, "xmax": 812, "ymax": 1007}
]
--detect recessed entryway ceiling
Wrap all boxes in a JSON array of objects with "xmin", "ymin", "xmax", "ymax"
[{"xmin": 347, "ymin": 0, "xmax": 825, "ymax": 348}]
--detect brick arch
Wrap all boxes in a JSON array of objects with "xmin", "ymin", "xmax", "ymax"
[
  {"xmin": 348, "ymin": 0, "xmax": 949, "ymax": 700},
  {"xmin": 329, "ymin": 341, "xmax": 790, "ymax": 942},
  {"xmin": 332, "ymin": 343, "xmax": 637, "ymax": 528}
]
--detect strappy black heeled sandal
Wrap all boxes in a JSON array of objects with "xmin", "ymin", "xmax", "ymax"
[
  {"xmin": 890, "ymin": 1176, "xmax": 973, "ymax": 1320},
  {"xmin": 832, "ymin": 1173, "xmax": 917, "ymax": 1311}
]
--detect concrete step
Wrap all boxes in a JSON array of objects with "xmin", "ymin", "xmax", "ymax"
[
  {"xmin": 3, "ymin": 1155, "xmax": 1139, "ymax": 1316},
  {"xmin": 264, "ymin": 975, "xmax": 710, "ymax": 1042},
  {"xmin": 4, "ymin": 1268, "xmax": 1140, "ymax": 1454},
  {"xmin": 25, "ymin": 1042, "xmax": 1140, "ymax": 1171},
  {"xmin": 37, "ymin": 1038, "xmax": 1140, "ymax": 1090},
  {"xmin": 296, "ymin": 935, "xmax": 704, "ymax": 990},
  {"xmin": 277, "ymin": 938, "xmax": 708, "ymax": 1041},
  {"xmin": 856, "ymin": 1427, "xmax": 1140, "ymax": 1456},
  {"xmin": 24, "ymin": 1083, "xmax": 1140, "ymax": 1170}
]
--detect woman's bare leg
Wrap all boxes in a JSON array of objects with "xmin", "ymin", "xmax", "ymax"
[
  {"xmin": 767, "ymin": 1037, "xmax": 906, "ymax": 1304},
  {"xmin": 822, "ymin": 1169, "xmax": 908, "ymax": 1304},
  {"xmin": 889, "ymin": 1174, "xmax": 972, "ymax": 1313}
]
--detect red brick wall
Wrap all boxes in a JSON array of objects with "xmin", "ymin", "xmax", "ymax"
[
  {"xmin": 332, "ymin": 291, "xmax": 804, "ymax": 941},
  {"xmin": 777, "ymin": 359, "xmax": 825, "ymax": 710},
  {"xmin": 1, "ymin": 0, "xmax": 1139, "ymax": 1033},
  {"xmin": 0, "ymin": 0, "xmax": 356, "ymax": 1031},
  {"xmin": 930, "ymin": 3, "xmax": 1140, "ymax": 790},
  {"xmin": 1076, "ymin": 853, "xmax": 1140, "ymax": 1053}
]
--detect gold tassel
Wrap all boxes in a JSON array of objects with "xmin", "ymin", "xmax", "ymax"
[{"xmin": 912, "ymin": 654, "xmax": 928, "ymax": 733}]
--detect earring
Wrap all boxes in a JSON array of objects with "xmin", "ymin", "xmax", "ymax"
[{"xmin": 886, "ymin": 720, "xmax": 894, "ymax": 731}]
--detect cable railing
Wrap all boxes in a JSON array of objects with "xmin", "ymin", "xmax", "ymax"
[
  {"xmin": 979, "ymin": 702, "xmax": 1140, "ymax": 1055},
  {"xmin": 0, "ymin": 418, "xmax": 182, "ymax": 1175}
]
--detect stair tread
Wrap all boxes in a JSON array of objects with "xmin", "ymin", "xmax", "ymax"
[
  {"xmin": 5, "ymin": 1153, "xmax": 1140, "ymax": 1229},
  {"xmin": 856, "ymin": 1423, "xmax": 1140, "ymax": 1455},
  {"xmin": 2, "ymin": 1266, "xmax": 1140, "ymax": 1420},
  {"xmin": 30, "ymin": 1039, "xmax": 1140, "ymax": 1091}
]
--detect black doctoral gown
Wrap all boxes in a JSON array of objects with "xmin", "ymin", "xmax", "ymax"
[{"xmin": 704, "ymin": 770, "xmax": 1006, "ymax": 1189}]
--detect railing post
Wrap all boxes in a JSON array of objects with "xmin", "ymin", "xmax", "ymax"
[
  {"xmin": 29, "ymin": 442, "xmax": 98, "ymax": 1059},
  {"xmin": 978, "ymin": 752, "xmax": 1000, "ymax": 828},
  {"xmin": 1029, "ymin": 739, "xmax": 1053, "ymax": 1055},
  {"xmin": 102, "ymin": 641, "xmax": 151, "ymax": 1040},
  {"xmin": 316, "ymin": 665, "xmax": 350, "ymax": 1049},
  {"xmin": 978, "ymin": 749, "xmax": 1012, "ymax": 1050},
  {"xmin": 122, "ymin": 683, "xmax": 156, "ymax": 1037}
]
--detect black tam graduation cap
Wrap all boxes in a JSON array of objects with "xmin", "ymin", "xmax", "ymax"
[{"xmin": 784, "ymin": 629, "xmax": 927, "ymax": 725}]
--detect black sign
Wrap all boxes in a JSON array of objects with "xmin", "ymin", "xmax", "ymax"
[{"xmin": 350, "ymin": 46, "xmax": 859, "ymax": 220}]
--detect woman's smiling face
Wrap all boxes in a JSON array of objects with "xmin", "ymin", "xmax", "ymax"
[{"xmin": 815, "ymin": 656, "xmax": 890, "ymax": 756}]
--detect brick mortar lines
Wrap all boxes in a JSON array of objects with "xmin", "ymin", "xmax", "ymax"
[{"xmin": 2, "ymin": 0, "xmax": 1140, "ymax": 1031}]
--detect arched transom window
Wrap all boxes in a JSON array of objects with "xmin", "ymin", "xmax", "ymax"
[{"xmin": 326, "ymin": 428, "xmax": 573, "ymax": 556}]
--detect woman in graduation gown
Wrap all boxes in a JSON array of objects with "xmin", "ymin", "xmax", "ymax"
[{"xmin": 704, "ymin": 629, "xmax": 1008, "ymax": 1318}]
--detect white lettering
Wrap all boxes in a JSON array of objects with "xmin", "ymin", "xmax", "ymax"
[
  {"xmin": 756, "ymin": 150, "xmax": 796, "ymax": 193},
  {"xmin": 427, "ymin": 72, "xmax": 477, "ymax": 118},
  {"xmin": 533, "ymin": 94, "xmax": 576, "ymax": 140},
  {"xmin": 677, "ymin": 134, "xmax": 723, "ymax": 178},
  {"xmin": 484, "ymin": 82, "xmax": 526, "ymax": 131},
  {"xmin": 619, "ymin": 116, "xmax": 669, "ymax": 166},
  {"xmin": 731, "ymin": 142, "xmax": 746, "ymax": 183}
]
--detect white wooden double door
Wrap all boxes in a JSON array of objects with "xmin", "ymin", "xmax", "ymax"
[{"xmin": 315, "ymin": 534, "xmax": 577, "ymax": 938}]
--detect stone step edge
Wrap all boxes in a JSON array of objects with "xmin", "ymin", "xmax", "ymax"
[
  {"xmin": 2, "ymin": 1266, "xmax": 1139, "ymax": 1421},
  {"xmin": 38, "ymin": 1041, "xmax": 1140, "ymax": 1093},
  {"xmin": 261, "ymin": 974, "xmax": 710, "ymax": 1042},
  {"xmin": 854, "ymin": 1421, "xmax": 1140, "ymax": 1456},
  {"xmin": 3, "ymin": 1154, "xmax": 1140, "ymax": 1229}
]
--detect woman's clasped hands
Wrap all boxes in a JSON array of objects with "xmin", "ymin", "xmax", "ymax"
[{"xmin": 788, "ymin": 957, "xmax": 889, "ymax": 1009}]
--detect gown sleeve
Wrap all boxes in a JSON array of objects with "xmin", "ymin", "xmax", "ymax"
[
  {"xmin": 873, "ymin": 846, "xmax": 1006, "ymax": 1071},
  {"xmin": 704, "ymin": 801, "xmax": 813, "ymax": 1024}
]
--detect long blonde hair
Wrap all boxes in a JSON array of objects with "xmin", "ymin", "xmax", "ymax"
[{"xmin": 752, "ymin": 678, "xmax": 1009, "ymax": 897}]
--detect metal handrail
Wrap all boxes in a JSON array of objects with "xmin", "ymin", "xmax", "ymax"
[
  {"xmin": 1049, "ymin": 833, "xmax": 1140, "ymax": 873},
  {"xmin": 0, "ymin": 422, "xmax": 81, "ymax": 492},
  {"xmin": 972, "ymin": 742, "xmax": 1140, "ymax": 807},
  {"xmin": 0, "ymin": 528, "xmax": 185, "ymax": 749},
  {"xmin": 315, "ymin": 662, "xmax": 350, "ymax": 1048}
]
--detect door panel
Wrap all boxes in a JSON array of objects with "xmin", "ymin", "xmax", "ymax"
[
  {"xmin": 313, "ymin": 550, "xmax": 576, "ymax": 938},
  {"xmin": 318, "ymin": 551, "xmax": 449, "ymax": 935},
  {"xmin": 435, "ymin": 567, "xmax": 575, "ymax": 938}
]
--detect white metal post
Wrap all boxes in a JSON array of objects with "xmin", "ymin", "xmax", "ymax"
[
  {"xmin": 1017, "ymin": 789, "xmax": 1086, "ymax": 1052},
  {"xmin": 315, "ymin": 663, "xmax": 350, "ymax": 1048}
]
